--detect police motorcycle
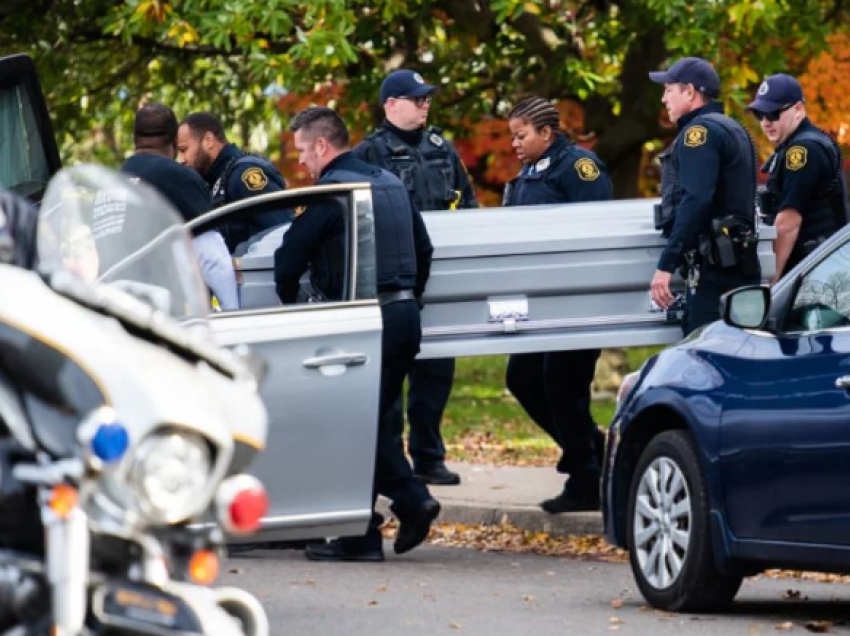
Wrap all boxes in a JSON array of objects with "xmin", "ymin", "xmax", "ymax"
[{"xmin": 0, "ymin": 165, "xmax": 270, "ymax": 636}]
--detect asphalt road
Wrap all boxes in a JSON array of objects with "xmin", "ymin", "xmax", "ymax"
[{"xmin": 221, "ymin": 544, "xmax": 850, "ymax": 635}]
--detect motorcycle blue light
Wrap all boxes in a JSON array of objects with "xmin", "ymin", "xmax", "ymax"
[{"xmin": 91, "ymin": 423, "xmax": 129, "ymax": 463}]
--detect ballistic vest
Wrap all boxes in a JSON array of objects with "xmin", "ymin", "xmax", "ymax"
[
  {"xmin": 320, "ymin": 165, "xmax": 418, "ymax": 293},
  {"xmin": 362, "ymin": 126, "xmax": 458, "ymax": 211},
  {"xmin": 764, "ymin": 126, "xmax": 849, "ymax": 274},
  {"xmin": 658, "ymin": 112, "xmax": 757, "ymax": 238}
]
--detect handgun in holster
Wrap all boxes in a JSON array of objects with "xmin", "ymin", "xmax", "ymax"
[{"xmin": 757, "ymin": 188, "xmax": 778, "ymax": 226}]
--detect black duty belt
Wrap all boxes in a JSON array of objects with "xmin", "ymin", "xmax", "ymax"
[{"xmin": 378, "ymin": 289, "xmax": 416, "ymax": 306}]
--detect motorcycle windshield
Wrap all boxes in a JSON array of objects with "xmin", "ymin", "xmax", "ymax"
[{"xmin": 37, "ymin": 164, "xmax": 210, "ymax": 322}]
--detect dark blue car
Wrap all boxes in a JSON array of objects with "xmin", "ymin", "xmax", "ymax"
[{"xmin": 603, "ymin": 225, "xmax": 850, "ymax": 612}]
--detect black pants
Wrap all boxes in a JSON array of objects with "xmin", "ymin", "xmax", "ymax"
[
  {"xmin": 684, "ymin": 267, "xmax": 760, "ymax": 336},
  {"xmin": 506, "ymin": 349, "xmax": 602, "ymax": 490},
  {"xmin": 385, "ymin": 357, "xmax": 455, "ymax": 472},
  {"xmin": 368, "ymin": 300, "xmax": 430, "ymax": 538}
]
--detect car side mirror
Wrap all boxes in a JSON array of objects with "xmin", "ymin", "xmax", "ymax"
[{"xmin": 721, "ymin": 285, "xmax": 771, "ymax": 330}]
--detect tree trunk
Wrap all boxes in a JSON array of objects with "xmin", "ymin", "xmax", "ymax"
[{"xmin": 584, "ymin": 26, "xmax": 669, "ymax": 198}]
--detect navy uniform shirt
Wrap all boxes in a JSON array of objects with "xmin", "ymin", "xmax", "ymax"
[
  {"xmin": 121, "ymin": 153, "xmax": 211, "ymax": 222},
  {"xmin": 206, "ymin": 143, "xmax": 284, "ymax": 204},
  {"xmin": 657, "ymin": 102, "xmax": 746, "ymax": 273},
  {"xmin": 275, "ymin": 152, "xmax": 432, "ymax": 304},
  {"xmin": 503, "ymin": 135, "xmax": 612, "ymax": 206},
  {"xmin": 764, "ymin": 118, "xmax": 836, "ymax": 214}
]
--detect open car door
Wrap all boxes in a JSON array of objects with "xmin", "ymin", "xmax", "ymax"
[
  {"xmin": 0, "ymin": 54, "xmax": 61, "ymax": 201},
  {"xmin": 188, "ymin": 185, "xmax": 383, "ymax": 541}
]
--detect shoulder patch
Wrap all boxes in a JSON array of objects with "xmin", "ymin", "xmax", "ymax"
[
  {"xmin": 786, "ymin": 145, "xmax": 808, "ymax": 171},
  {"xmin": 574, "ymin": 157, "xmax": 600, "ymax": 181},
  {"xmin": 684, "ymin": 125, "xmax": 708, "ymax": 148},
  {"xmin": 241, "ymin": 167, "xmax": 268, "ymax": 191}
]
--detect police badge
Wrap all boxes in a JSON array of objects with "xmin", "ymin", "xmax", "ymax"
[
  {"xmin": 429, "ymin": 133, "xmax": 444, "ymax": 147},
  {"xmin": 535, "ymin": 157, "xmax": 550, "ymax": 173}
]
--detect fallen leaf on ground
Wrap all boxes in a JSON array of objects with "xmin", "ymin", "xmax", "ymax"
[
  {"xmin": 609, "ymin": 616, "xmax": 623, "ymax": 625},
  {"xmin": 610, "ymin": 598, "xmax": 624, "ymax": 609},
  {"xmin": 523, "ymin": 595, "xmax": 535, "ymax": 602},
  {"xmin": 450, "ymin": 622, "xmax": 462, "ymax": 630},
  {"xmin": 367, "ymin": 600, "xmax": 378, "ymax": 606},
  {"xmin": 376, "ymin": 584, "xmax": 388, "ymax": 592},
  {"xmin": 766, "ymin": 569, "xmax": 850, "ymax": 584},
  {"xmin": 805, "ymin": 621, "xmax": 832, "ymax": 633},
  {"xmin": 775, "ymin": 622, "xmax": 795, "ymax": 631},
  {"xmin": 425, "ymin": 522, "xmax": 627, "ymax": 562}
]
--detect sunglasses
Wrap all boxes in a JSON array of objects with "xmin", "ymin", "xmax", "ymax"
[
  {"xmin": 396, "ymin": 95, "xmax": 433, "ymax": 108},
  {"xmin": 752, "ymin": 103, "xmax": 795, "ymax": 123}
]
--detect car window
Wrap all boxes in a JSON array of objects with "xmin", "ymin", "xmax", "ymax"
[
  {"xmin": 198, "ymin": 189, "xmax": 376, "ymax": 312},
  {"xmin": 0, "ymin": 81, "xmax": 52, "ymax": 199},
  {"xmin": 785, "ymin": 241, "xmax": 850, "ymax": 332}
]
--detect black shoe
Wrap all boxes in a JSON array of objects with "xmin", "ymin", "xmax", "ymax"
[
  {"xmin": 540, "ymin": 490, "xmax": 600, "ymax": 514},
  {"xmin": 394, "ymin": 498, "xmax": 441, "ymax": 554},
  {"xmin": 305, "ymin": 537, "xmax": 385, "ymax": 562},
  {"xmin": 415, "ymin": 464, "xmax": 461, "ymax": 486}
]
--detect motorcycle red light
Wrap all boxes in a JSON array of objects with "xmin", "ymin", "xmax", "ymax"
[{"xmin": 229, "ymin": 488, "xmax": 268, "ymax": 533}]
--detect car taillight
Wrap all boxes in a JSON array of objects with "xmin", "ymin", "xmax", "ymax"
[{"xmin": 216, "ymin": 474, "xmax": 268, "ymax": 534}]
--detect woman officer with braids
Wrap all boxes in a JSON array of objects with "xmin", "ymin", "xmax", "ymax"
[{"xmin": 503, "ymin": 96, "xmax": 612, "ymax": 514}]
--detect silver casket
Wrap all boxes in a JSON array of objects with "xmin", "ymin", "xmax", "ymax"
[
  {"xmin": 418, "ymin": 198, "xmax": 776, "ymax": 359},
  {"xmin": 234, "ymin": 197, "xmax": 776, "ymax": 359}
]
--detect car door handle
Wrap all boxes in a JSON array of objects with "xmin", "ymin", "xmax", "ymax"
[
  {"xmin": 836, "ymin": 375, "xmax": 850, "ymax": 389},
  {"xmin": 303, "ymin": 353, "xmax": 369, "ymax": 369}
]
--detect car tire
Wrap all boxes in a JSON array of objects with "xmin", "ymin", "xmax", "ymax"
[{"xmin": 626, "ymin": 430, "xmax": 742, "ymax": 612}]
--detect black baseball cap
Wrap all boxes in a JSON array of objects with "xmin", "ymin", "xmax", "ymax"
[
  {"xmin": 649, "ymin": 57, "xmax": 721, "ymax": 99},
  {"xmin": 747, "ymin": 74, "xmax": 804, "ymax": 114},
  {"xmin": 379, "ymin": 69, "xmax": 436, "ymax": 105}
]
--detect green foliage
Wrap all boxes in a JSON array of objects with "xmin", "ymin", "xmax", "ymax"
[{"xmin": 0, "ymin": 0, "xmax": 846, "ymax": 173}]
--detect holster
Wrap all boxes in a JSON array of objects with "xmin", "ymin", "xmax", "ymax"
[{"xmin": 700, "ymin": 216, "xmax": 759, "ymax": 276}]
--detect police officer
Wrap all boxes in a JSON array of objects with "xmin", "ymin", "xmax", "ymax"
[
  {"xmin": 648, "ymin": 57, "xmax": 760, "ymax": 335},
  {"xmin": 353, "ymin": 69, "xmax": 478, "ymax": 486},
  {"xmin": 276, "ymin": 106, "xmax": 440, "ymax": 562},
  {"xmin": 503, "ymin": 96, "xmax": 611, "ymax": 513},
  {"xmin": 120, "ymin": 104, "xmax": 239, "ymax": 310},
  {"xmin": 177, "ymin": 112, "xmax": 290, "ymax": 252},
  {"xmin": 747, "ymin": 73, "xmax": 849, "ymax": 282}
]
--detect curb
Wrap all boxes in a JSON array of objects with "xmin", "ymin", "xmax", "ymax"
[
  {"xmin": 377, "ymin": 499, "xmax": 603, "ymax": 537},
  {"xmin": 436, "ymin": 502, "xmax": 603, "ymax": 536}
]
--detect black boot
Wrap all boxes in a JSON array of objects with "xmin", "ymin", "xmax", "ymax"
[
  {"xmin": 394, "ymin": 498, "xmax": 441, "ymax": 554},
  {"xmin": 415, "ymin": 463, "xmax": 461, "ymax": 485},
  {"xmin": 540, "ymin": 474, "xmax": 600, "ymax": 514},
  {"xmin": 305, "ymin": 536, "xmax": 385, "ymax": 562}
]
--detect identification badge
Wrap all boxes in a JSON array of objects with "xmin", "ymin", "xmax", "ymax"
[
  {"xmin": 429, "ymin": 133, "xmax": 444, "ymax": 147},
  {"xmin": 535, "ymin": 157, "xmax": 550, "ymax": 173}
]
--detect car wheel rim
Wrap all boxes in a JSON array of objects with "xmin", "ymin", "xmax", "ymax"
[{"xmin": 633, "ymin": 456, "xmax": 691, "ymax": 590}]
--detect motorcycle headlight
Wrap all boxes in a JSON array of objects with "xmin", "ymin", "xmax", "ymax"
[{"xmin": 129, "ymin": 431, "xmax": 212, "ymax": 524}]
